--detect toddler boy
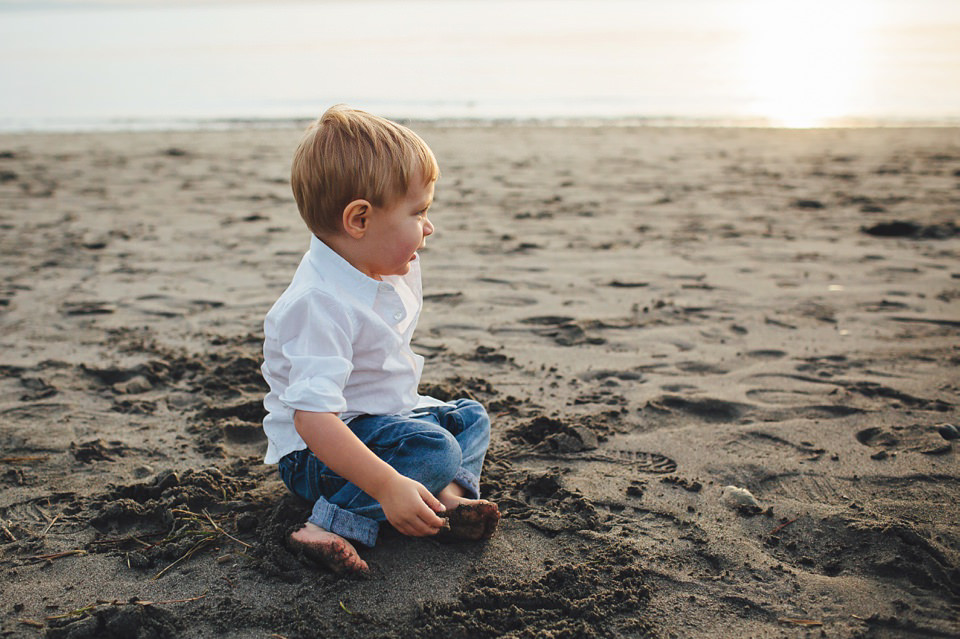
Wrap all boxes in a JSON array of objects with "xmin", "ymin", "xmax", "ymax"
[{"xmin": 260, "ymin": 106, "xmax": 499, "ymax": 574}]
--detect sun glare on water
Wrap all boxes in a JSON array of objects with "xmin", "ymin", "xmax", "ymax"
[{"xmin": 739, "ymin": 0, "xmax": 874, "ymax": 127}]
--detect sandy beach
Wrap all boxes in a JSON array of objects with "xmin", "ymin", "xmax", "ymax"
[{"xmin": 1, "ymin": 124, "xmax": 958, "ymax": 638}]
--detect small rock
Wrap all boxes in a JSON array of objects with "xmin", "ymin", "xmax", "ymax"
[
  {"xmin": 920, "ymin": 444, "xmax": 952, "ymax": 456},
  {"xmin": 723, "ymin": 485, "xmax": 759, "ymax": 509},
  {"xmin": 862, "ymin": 220, "xmax": 920, "ymax": 237},
  {"xmin": 113, "ymin": 375, "xmax": 152, "ymax": 394},
  {"xmin": 154, "ymin": 469, "xmax": 179, "ymax": 490},
  {"xmin": 81, "ymin": 234, "xmax": 109, "ymax": 250},
  {"xmin": 937, "ymin": 423, "xmax": 959, "ymax": 440},
  {"xmin": 132, "ymin": 464, "xmax": 154, "ymax": 478}
]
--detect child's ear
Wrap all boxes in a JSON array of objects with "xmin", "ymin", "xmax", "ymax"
[{"xmin": 342, "ymin": 199, "xmax": 370, "ymax": 239}]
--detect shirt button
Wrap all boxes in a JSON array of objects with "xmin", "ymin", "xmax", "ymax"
[{"xmin": 393, "ymin": 311, "xmax": 403, "ymax": 321}]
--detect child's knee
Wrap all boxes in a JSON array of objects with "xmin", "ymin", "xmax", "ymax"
[
  {"xmin": 452, "ymin": 399, "xmax": 491, "ymax": 433},
  {"xmin": 430, "ymin": 428, "xmax": 463, "ymax": 475},
  {"xmin": 448, "ymin": 399, "xmax": 491, "ymax": 453},
  {"xmin": 407, "ymin": 428, "xmax": 462, "ymax": 491}
]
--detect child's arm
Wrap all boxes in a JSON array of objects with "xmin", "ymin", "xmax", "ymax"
[{"xmin": 294, "ymin": 410, "xmax": 447, "ymax": 537}]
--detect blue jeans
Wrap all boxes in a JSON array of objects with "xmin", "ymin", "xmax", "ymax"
[{"xmin": 277, "ymin": 399, "xmax": 490, "ymax": 547}]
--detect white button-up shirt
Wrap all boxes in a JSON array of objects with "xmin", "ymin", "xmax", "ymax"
[{"xmin": 260, "ymin": 235, "xmax": 449, "ymax": 464}]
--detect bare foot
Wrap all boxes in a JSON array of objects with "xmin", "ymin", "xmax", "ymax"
[
  {"xmin": 436, "ymin": 498, "xmax": 500, "ymax": 541},
  {"xmin": 288, "ymin": 522, "xmax": 369, "ymax": 574}
]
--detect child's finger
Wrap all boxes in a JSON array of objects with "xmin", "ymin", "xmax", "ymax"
[
  {"xmin": 392, "ymin": 506, "xmax": 438, "ymax": 537},
  {"xmin": 404, "ymin": 516, "xmax": 440, "ymax": 537},
  {"xmin": 417, "ymin": 503, "xmax": 445, "ymax": 530},
  {"xmin": 417, "ymin": 484, "xmax": 446, "ymax": 513},
  {"xmin": 410, "ymin": 501, "xmax": 445, "ymax": 534}
]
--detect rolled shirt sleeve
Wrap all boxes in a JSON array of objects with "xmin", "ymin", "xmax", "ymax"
[
  {"xmin": 279, "ymin": 352, "xmax": 352, "ymax": 414},
  {"xmin": 273, "ymin": 291, "xmax": 355, "ymax": 415}
]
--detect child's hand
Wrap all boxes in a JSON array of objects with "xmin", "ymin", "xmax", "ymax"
[{"xmin": 377, "ymin": 475, "xmax": 447, "ymax": 537}]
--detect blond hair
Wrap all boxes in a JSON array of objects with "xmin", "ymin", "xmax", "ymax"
[{"xmin": 291, "ymin": 105, "xmax": 439, "ymax": 236}]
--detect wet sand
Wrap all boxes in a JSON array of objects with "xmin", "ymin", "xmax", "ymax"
[{"xmin": 1, "ymin": 125, "xmax": 958, "ymax": 638}]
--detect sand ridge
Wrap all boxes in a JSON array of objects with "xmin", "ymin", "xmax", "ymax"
[{"xmin": 0, "ymin": 125, "xmax": 958, "ymax": 637}]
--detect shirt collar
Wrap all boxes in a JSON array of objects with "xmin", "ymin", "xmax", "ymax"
[{"xmin": 307, "ymin": 235, "xmax": 393, "ymax": 308}]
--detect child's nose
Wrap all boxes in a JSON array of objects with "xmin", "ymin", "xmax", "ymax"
[{"xmin": 424, "ymin": 218, "xmax": 435, "ymax": 236}]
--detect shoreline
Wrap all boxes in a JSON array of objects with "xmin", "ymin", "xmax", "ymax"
[{"xmin": 3, "ymin": 115, "xmax": 960, "ymax": 135}]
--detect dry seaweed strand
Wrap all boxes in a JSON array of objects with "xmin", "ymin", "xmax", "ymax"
[
  {"xmin": 44, "ymin": 593, "xmax": 208, "ymax": 622},
  {"xmin": 38, "ymin": 513, "xmax": 61, "ymax": 537},
  {"xmin": 88, "ymin": 530, "xmax": 165, "ymax": 548},
  {"xmin": 27, "ymin": 549, "xmax": 87, "ymax": 562},
  {"xmin": 16, "ymin": 619, "xmax": 45, "ymax": 629},
  {"xmin": 778, "ymin": 618, "xmax": 823, "ymax": 627},
  {"xmin": 153, "ymin": 536, "xmax": 215, "ymax": 580},
  {"xmin": 201, "ymin": 509, "xmax": 251, "ymax": 549},
  {"xmin": 152, "ymin": 508, "xmax": 250, "ymax": 580},
  {"xmin": 769, "ymin": 517, "xmax": 799, "ymax": 535}
]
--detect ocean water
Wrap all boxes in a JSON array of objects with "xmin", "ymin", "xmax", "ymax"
[{"xmin": 1, "ymin": 0, "xmax": 959, "ymax": 131}]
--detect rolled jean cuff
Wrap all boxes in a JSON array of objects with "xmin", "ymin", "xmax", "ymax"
[
  {"xmin": 453, "ymin": 467, "xmax": 480, "ymax": 500},
  {"xmin": 308, "ymin": 498, "xmax": 379, "ymax": 548}
]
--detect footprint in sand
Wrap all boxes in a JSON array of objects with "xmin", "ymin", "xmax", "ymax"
[
  {"xmin": 745, "ymin": 388, "xmax": 821, "ymax": 405},
  {"xmin": 647, "ymin": 395, "xmax": 751, "ymax": 423},
  {"xmin": 675, "ymin": 361, "xmax": 729, "ymax": 375},
  {"xmin": 598, "ymin": 450, "xmax": 677, "ymax": 473},
  {"xmin": 763, "ymin": 512, "xmax": 960, "ymax": 598},
  {"xmin": 127, "ymin": 294, "xmax": 225, "ymax": 318},
  {"xmin": 1, "ymin": 402, "xmax": 69, "ymax": 422},
  {"xmin": 744, "ymin": 349, "xmax": 787, "ymax": 360},
  {"xmin": 423, "ymin": 291, "xmax": 464, "ymax": 305},
  {"xmin": 516, "ymin": 315, "xmax": 605, "ymax": 346},
  {"xmin": 71, "ymin": 438, "xmax": 128, "ymax": 463},
  {"xmin": 855, "ymin": 424, "xmax": 953, "ymax": 456},
  {"xmin": 843, "ymin": 381, "xmax": 952, "ymax": 412},
  {"xmin": 579, "ymin": 369, "xmax": 644, "ymax": 382},
  {"xmin": 544, "ymin": 449, "xmax": 679, "ymax": 474},
  {"xmin": 723, "ymin": 431, "xmax": 826, "ymax": 462},
  {"xmin": 487, "ymin": 295, "xmax": 538, "ymax": 307},
  {"xmin": 744, "ymin": 373, "xmax": 875, "ymax": 419},
  {"xmin": 61, "ymin": 300, "xmax": 116, "ymax": 316},
  {"xmin": 758, "ymin": 472, "xmax": 857, "ymax": 505},
  {"xmin": 520, "ymin": 315, "xmax": 575, "ymax": 326}
]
